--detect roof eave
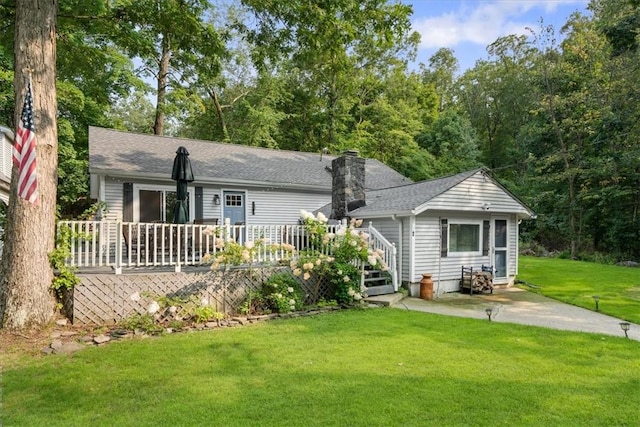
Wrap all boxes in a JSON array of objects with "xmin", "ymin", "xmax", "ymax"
[
  {"xmin": 90, "ymin": 169, "xmax": 331, "ymax": 192},
  {"xmin": 349, "ymin": 209, "xmax": 414, "ymax": 218}
]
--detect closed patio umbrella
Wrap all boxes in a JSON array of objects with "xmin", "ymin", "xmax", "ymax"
[{"xmin": 171, "ymin": 146, "xmax": 194, "ymax": 224}]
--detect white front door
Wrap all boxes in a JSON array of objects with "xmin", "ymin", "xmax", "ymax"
[{"xmin": 492, "ymin": 218, "xmax": 508, "ymax": 281}]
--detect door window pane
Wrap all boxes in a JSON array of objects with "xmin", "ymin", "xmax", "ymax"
[
  {"xmin": 495, "ymin": 219, "xmax": 507, "ymax": 248},
  {"xmin": 494, "ymin": 250, "xmax": 507, "ymax": 278}
]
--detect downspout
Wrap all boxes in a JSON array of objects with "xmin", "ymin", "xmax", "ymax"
[
  {"xmin": 437, "ymin": 215, "xmax": 442, "ymax": 299},
  {"xmin": 408, "ymin": 214, "xmax": 416, "ymax": 287},
  {"xmin": 391, "ymin": 214, "xmax": 402, "ymax": 287}
]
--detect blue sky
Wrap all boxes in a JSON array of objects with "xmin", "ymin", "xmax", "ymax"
[{"xmin": 404, "ymin": 0, "xmax": 591, "ymax": 71}]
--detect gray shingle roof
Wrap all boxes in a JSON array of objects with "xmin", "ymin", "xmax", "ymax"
[
  {"xmin": 89, "ymin": 127, "xmax": 410, "ymax": 190},
  {"xmin": 351, "ymin": 169, "xmax": 480, "ymax": 215},
  {"xmin": 314, "ymin": 169, "xmax": 481, "ymax": 217}
]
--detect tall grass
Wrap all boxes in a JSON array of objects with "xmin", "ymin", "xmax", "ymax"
[{"xmin": 2, "ymin": 309, "xmax": 639, "ymax": 426}]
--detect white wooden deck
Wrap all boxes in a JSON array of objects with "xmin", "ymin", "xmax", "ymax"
[{"xmin": 57, "ymin": 220, "xmax": 398, "ymax": 291}]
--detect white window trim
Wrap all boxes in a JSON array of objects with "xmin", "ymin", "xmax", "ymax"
[
  {"xmin": 132, "ymin": 183, "xmax": 195, "ymax": 223},
  {"xmin": 448, "ymin": 219, "xmax": 483, "ymax": 256}
]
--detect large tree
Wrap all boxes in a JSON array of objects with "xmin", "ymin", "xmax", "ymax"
[
  {"xmin": 241, "ymin": 0, "xmax": 418, "ymax": 152},
  {"xmin": 0, "ymin": 0, "xmax": 58, "ymax": 329},
  {"xmin": 113, "ymin": 0, "xmax": 226, "ymax": 136}
]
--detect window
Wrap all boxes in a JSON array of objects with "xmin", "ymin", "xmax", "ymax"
[
  {"xmin": 449, "ymin": 222, "xmax": 480, "ymax": 253},
  {"xmin": 225, "ymin": 194, "xmax": 243, "ymax": 207},
  {"xmin": 134, "ymin": 184, "xmax": 194, "ymax": 223}
]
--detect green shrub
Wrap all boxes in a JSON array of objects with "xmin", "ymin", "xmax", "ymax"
[
  {"xmin": 119, "ymin": 313, "xmax": 164, "ymax": 335},
  {"xmin": 293, "ymin": 211, "xmax": 386, "ymax": 304},
  {"xmin": 49, "ymin": 224, "xmax": 82, "ymax": 307},
  {"xmin": 261, "ymin": 272, "xmax": 303, "ymax": 313}
]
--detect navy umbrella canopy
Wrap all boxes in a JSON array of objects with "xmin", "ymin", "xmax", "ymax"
[{"xmin": 171, "ymin": 146, "xmax": 195, "ymax": 224}]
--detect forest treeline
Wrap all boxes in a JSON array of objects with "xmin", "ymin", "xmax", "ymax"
[{"xmin": 0, "ymin": 0, "xmax": 638, "ymax": 261}]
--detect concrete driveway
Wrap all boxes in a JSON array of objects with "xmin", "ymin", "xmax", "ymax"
[{"xmin": 392, "ymin": 287, "xmax": 639, "ymax": 341}]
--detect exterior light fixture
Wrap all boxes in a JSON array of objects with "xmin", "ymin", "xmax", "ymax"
[
  {"xmin": 620, "ymin": 322, "xmax": 630, "ymax": 338},
  {"xmin": 592, "ymin": 295, "xmax": 600, "ymax": 311},
  {"xmin": 213, "ymin": 194, "xmax": 220, "ymax": 206},
  {"xmin": 485, "ymin": 307, "xmax": 493, "ymax": 321}
]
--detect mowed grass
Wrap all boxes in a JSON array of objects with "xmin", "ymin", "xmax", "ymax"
[
  {"xmin": 2, "ymin": 308, "xmax": 639, "ymax": 426},
  {"xmin": 517, "ymin": 256, "xmax": 640, "ymax": 324}
]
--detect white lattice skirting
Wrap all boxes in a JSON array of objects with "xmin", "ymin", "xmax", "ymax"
[{"xmin": 68, "ymin": 267, "xmax": 330, "ymax": 325}]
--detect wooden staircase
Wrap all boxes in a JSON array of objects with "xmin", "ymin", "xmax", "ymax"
[{"xmin": 362, "ymin": 267, "xmax": 394, "ymax": 296}]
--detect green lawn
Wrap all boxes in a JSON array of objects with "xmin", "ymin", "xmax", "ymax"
[
  {"xmin": 2, "ymin": 309, "xmax": 639, "ymax": 426},
  {"xmin": 517, "ymin": 256, "xmax": 640, "ymax": 324}
]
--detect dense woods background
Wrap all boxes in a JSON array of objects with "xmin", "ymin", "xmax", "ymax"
[{"xmin": 0, "ymin": 0, "xmax": 638, "ymax": 262}]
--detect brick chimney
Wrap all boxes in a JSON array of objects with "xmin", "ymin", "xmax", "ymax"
[{"xmin": 330, "ymin": 150, "xmax": 366, "ymax": 220}]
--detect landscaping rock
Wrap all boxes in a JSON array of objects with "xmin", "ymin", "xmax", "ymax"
[
  {"xmin": 50, "ymin": 331, "xmax": 62, "ymax": 339},
  {"xmin": 54, "ymin": 342, "xmax": 86, "ymax": 355},
  {"xmin": 617, "ymin": 261, "xmax": 639, "ymax": 268},
  {"xmin": 60, "ymin": 331, "xmax": 78, "ymax": 337},
  {"xmin": 41, "ymin": 347, "xmax": 54, "ymax": 355},
  {"xmin": 55, "ymin": 319, "xmax": 68, "ymax": 327},
  {"xmin": 50, "ymin": 340, "xmax": 63, "ymax": 350},
  {"xmin": 205, "ymin": 322, "xmax": 219, "ymax": 328},
  {"xmin": 93, "ymin": 335, "xmax": 111, "ymax": 345}
]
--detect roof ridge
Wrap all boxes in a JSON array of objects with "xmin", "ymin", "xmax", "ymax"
[{"xmin": 90, "ymin": 126, "xmax": 346, "ymax": 160}]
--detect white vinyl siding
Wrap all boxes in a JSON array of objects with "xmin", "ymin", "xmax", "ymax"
[
  {"xmin": 1, "ymin": 133, "xmax": 11, "ymax": 180},
  {"xmin": 1, "ymin": 133, "xmax": 12, "ymax": 203},
  {"xmin": 401, "ymin": 217, "xmax": 411, "ymax": 282},
  {"xmin": 412, "ymin": 215, "xmax": 441, "ymax": 283},
  {"xmin": 413, "ymin": 212, "xmax": 497, "ymax": 293},
  {"xmin": 103, "ymin": 177, "xmax": 125, "ymax": 221},
  {"xmin": 423, "ymin": 172, "xmax": 531, "ymax": 217},
  {"xmin": 245, "ymin": 189, "xmax": 330, "ymax": 225},
  {"xmin": 507, "ymin": 214, "xmax": 518, "ymax": 278}
]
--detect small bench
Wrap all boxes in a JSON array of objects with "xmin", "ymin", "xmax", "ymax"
[{"xmin": 460, "ymin": 265, "xmax": 494, "ymax": 295}]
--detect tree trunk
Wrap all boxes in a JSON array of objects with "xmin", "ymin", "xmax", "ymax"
[
  {"xmin": 209, "ymin": 88, "xmax": 228, "ymax": 141},
  {"xmin": 154, "ymin": 33, "xmax": 171, "ymax": 136},
  {"xmin": 0, "ymin": 0, "xmax": 58, "ymax": 330}
]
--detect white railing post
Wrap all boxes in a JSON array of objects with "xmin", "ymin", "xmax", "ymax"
[
  {"xmin": 115, "ymin": 220, "xmax": 122, "ymax": 275},
  {"xmin": 175, "ymin": 224, "xmax": 182, "ymax": 273}
]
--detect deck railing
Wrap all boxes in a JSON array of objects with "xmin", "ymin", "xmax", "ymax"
[{"xmin": 56, "ymin": 220, "xmax": 397, "ymax": 290}]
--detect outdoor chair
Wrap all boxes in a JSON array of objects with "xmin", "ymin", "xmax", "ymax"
[{"xmin": 122, "ymin": 223, "xmax": 146, "ymax": 258}]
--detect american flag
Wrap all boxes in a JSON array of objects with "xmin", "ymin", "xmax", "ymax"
[{"xmin": 13, "ymin": 81, "xmax": 38, "ymax": 204}]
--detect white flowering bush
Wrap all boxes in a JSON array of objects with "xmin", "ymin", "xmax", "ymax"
[
  {"xmin": 202, "ymin": 237, "xmax": 295, "ymax": 270},
  {"xmin": 239, "ymin": 273, "xmax": 304, "ymax": 315},
  {"xmin": 292, "ymin": 210, "xmax": 386, "ymax": 304},
  {"xmin": 261, "ymin": 273, "xmax": 304, "ymax": 313}
]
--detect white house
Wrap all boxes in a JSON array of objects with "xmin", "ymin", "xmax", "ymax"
[
  {"xmin": 329, "ymin": 169, "xmax": 536, "ymax": 292},
  {"xmin": 88, "ymin": 126, "xmax": 535, "ymax": 293}
]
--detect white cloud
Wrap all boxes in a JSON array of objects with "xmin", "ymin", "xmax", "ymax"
[{"xmin": 412, "ymin": 1, "xmax": 589, "ymax": 50}]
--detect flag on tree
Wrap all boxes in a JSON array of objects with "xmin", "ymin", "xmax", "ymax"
[{"xmin": 13, "ymin": 81, "xmax": 38, "ymax": 204}]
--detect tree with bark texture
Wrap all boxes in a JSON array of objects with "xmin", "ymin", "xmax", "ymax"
[{"xmin": 0, "ymin": 0, "xmax": 58, "ymax": 329}]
